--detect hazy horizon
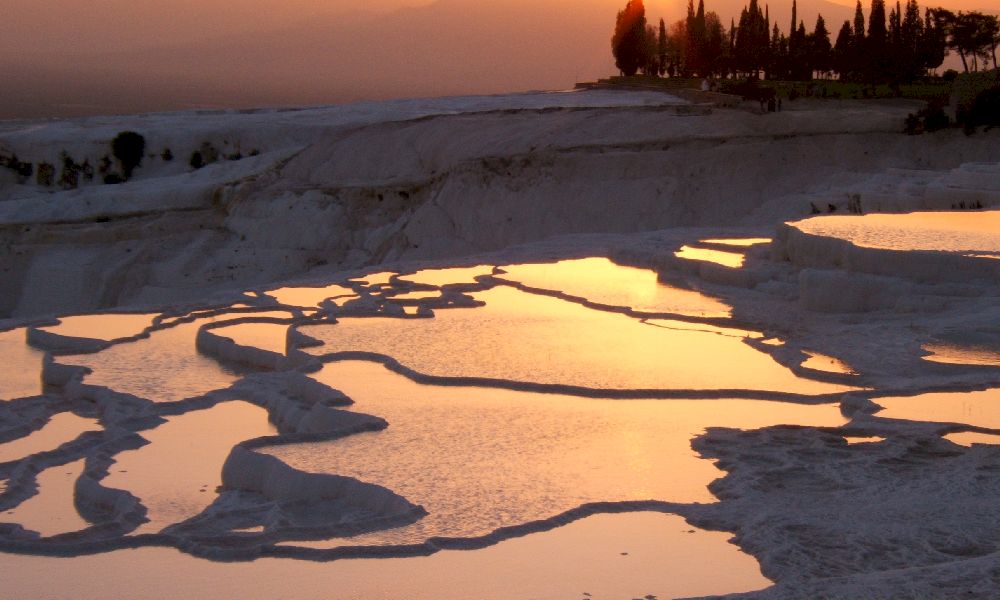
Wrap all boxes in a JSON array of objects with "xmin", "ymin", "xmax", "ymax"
[{"xmin": 2, "ymin": 0, "xmax": 995, "ymax": 119}]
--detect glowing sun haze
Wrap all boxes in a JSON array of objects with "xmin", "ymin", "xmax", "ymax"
[{"xmin": 0, "ymin": 0, "xmax": 992, "ymax": 118}]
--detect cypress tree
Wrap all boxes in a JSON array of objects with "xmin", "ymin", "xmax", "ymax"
[
  {"xmin": 790, "ymin": 0, "xmax": 798, "ymax": 54},
  {"xmin": 705, "ymin": 11, "xmax": 727, "ymax": 76},
  {"xmin": 834, "ymin": 20, "xmax": 855, "ymax": 78},
  {"xmin": 853, "ymin": 1, "xmax": 866, "ymax": 39},
  {"xmin": 792, "ymin": 20, "xmax": 809, "ymax": 79},
  {"xmin": 868, "ymin": 0, "xmax": 888, "ymax": 81},
  {"xmin": 658, "ymin": 18, "xmax": 669, "ymax": 76},
  {"xmin": 811, "ymin": 15, "xmax": 833, "ymax": 78},
  {"xmin": 900, "ymin": 0, "xmax": 925, "ymax": 79},
  {"xmin": 690, "ymin": 0, "xmax": 708, "ymax": 76},
  {"xmin": 770, "ymin": 21, "xmax": 787, "ymax": 78},
  {"xmin": 868, "ymin": 0, "xmax": 887, "ymax": 48},
  {"xmin": 919, "ymin": 8, "xmax": 945, "ymax": 73},
  {"xmin": 611, "ymin": 0, "xmax": 648, "ymax": 76}
]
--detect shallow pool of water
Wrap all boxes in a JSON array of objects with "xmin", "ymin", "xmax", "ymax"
[
  {"xmin": 922, "ymin": 343, "xmax": 1000, "ymax": 367},
  {"xmin": 398, "ymin": 265, "xmax": 495, "ymax": 287},
  {"xmin": 0, "ymin": 329, "xmax": 44, "ymax": 401},
  {"xmin": 40, "ymin": 313, "xmax": 157, "ymax": 341},
  {"xmin": 700, "ymin": 238, "xmax": 772, "ymax": 247},
  {"xmin": 103, "ymin": 401, "xmax": 274, "ymax": 533},
  {"xmin": 264, "ymin": 361, "xmax": 846, "ymax": 546},
  {"xmin": 209, "ymin": 321, "xmax": 291, "ymax": 355},
  {"xmin": 946, "ymin": 432, "xmax": 1000, "ymax": 446},
  {"xmin": 790, "ymin": 211, "xmax": 1000, "ymax": 255},
  {"xmin": 349, "ymin": 272, "xmax": 397, "ymax": 286},
  {"xmin": 0, "ymin": 412, "xmax": 100, "ymax": 463},
  {"xmin": 0, "ymin": 510, "xmax": 771, "ymax": 599},
  {"xmin": 64, "ymin": 312, "xmax": 290, "ymax": 402},
  {"xmin": 674, "ymin": 246, "xmax": 746, "ymax": 268},
  {"xmin": 3, "ymin": 459, "xmax": 89, "ymax": 537},
  {"xmin": 803, "ymin": 351, "xmax": 856, "ymax": 374},
  {"xmin": 388, "ymin": 290, "xmax": 444, "ymax": 301},
  {"xmin": 302, "ymin": 287, "xmax": 850, "ymax": 395},
  {"xmin": 265, "ymin": 284, "xmax": 355, "ymax": 307},
  {"xmin": 498, "ymin": 257, "xmax": 731, "ymax": 317},
  {"xmin": 875, "ymin": 389, "xmax": 1000, "ymax": 429}
]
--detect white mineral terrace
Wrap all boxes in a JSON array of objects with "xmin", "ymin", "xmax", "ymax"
[
  {"xmin": 2, "ymin": 229, "xmax": 999, "ymax": 597},
  {"xmin": 791, "ymin": 211, "xmax": 1000, "ymax": 256},
  {"xmin": 1, "ymin": 90, "xmax": 999, "ymax": 598}
]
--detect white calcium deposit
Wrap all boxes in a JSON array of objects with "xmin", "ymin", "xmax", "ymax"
[{"xmin": 0, "ymin": 89, "xmax": 999, "ymax": 598}]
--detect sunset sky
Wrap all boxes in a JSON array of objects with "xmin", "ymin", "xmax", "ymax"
[{"xmin": 1, "ymin": 0, "xmax": 994, "ymax": 118}]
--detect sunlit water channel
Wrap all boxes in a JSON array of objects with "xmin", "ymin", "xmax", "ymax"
[
  {"xmin": 498, "ymin": 257, "xmax": 731, "ymax": 317},
  {"xmin": 301, "ymin": 286, "xmax": 851, "ymax": 394},
  {"xmin": 0, "ymin": 329, "xmax": 44, "ymax": 401},
  {"xmin": 0, "ymin": 253, "xmax": 960, "ymax": 598},
  {"xmin": 264, "ymin": 360, "xmax": 846, "ymax": 546},
  {"xmin": 790, "ymin": 210, "xmax": 1000, "ymax": 256},
  {"xmin": 104, "ymin": 401, "xmax": 275, "ymax": 533}
]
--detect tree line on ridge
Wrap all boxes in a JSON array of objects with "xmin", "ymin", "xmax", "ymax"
[{"xmin": 611, "ymin": 0, "xmax": 999, "ymax": 83}]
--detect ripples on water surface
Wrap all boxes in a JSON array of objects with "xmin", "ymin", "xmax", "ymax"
[
  {"xmin": 0, "ymin": 254, "xmax": 923, "ymax": 598},
  {"xmin": 498, "ymin": 257, "xmax": 731, "ymax": 317},
  {"xmin": 791, "ymin": 211, "xmax": 1000, "ymax": 255},
  {"xmin": 302, "ymin": 286, "xmax": 851, "ymax": 394},
  {"xmin": 264, "ymin": 361, "xmax": 846, "ymax": 546}
]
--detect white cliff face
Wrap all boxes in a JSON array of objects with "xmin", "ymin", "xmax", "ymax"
[
  {"xmin": 3, "ymin": 90, "xmax": 998, "ymax": 320},
  {"xmin": 1, "ymin": 91, "xmax": 1000, "ymax": 598}
]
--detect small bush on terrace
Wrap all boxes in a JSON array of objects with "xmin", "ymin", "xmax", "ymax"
[{"xmin": 111, "ymin": 131, "xmax": 146, "ymax": 180}]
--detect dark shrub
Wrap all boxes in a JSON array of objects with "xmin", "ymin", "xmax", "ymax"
[
  {"xmin": 189, "ymin": 151, "xmax": 204, "ymax": 170},
  {"xmin": 36, "ymin": 162, "xmax": 54, "ymax": 186},
  {"xmin": 58, "ymin": 151, "xmax": 80, "ymax": 190},
  {"xmin": 162, "ymin": 148, "xmax": 174, "ymax": 161},
  {"xmin": 199, "ymin": 142, "xmax": 219, "ymax": 164},
  {"xmin": 942, "ymin": 69, "xmax": 959, "ymax": 82},
  {"xmin": 103, "ymin": 173, "xmax": 125, "ymax": 185},
  {"xmin": 17, "ymin": 161, "xmax": 33, "ymax": 180},
  {"xmin": 81, "ymin": 160, "xmax": 93, "ymax": 182},
  {"xmin": 922, "ymin": 103, "xmax": 950, "ymax": 132},
  {"xmin": 111, "ymin": 131, "xmax": 146, "ymax": 180},
  {"xmin": 963, "ymin": 86, "xmax": 1000, "ymax": 134}
]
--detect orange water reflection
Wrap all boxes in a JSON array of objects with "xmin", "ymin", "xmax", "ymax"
[
  {"xmin": 0, "ymin": 511, "xmax": 771, "ymax": 599},
  {"xmin": 790, "ymin": 211, "xmax": 1000, "ymax": 254},
  {"xmin": 265, "ymin": 284, "xmax": 355, "ymax": 307},
  {"xmin": 4, "ymin": 459, "xmax": 89, "ymax": 537},
  {"xmin": 68, "ymin": 312, "xmax": 291, "ymax": 402},
  {"xmin": 349, "ymin": 272, "xmax": 397, "ymax": 286},
  {"xmin": 388, "ymin": 290, "xmax": 443, "ymax": 300},
  {"xmin": 844, "ymin": 436, "xmax": 885, "ymax": 444},
  {"xmin": 701, "ymin": 238, "xmax": 772, "ymax": 247},
  {"xmin": 674, "ymin": 246, "xmax": 745, "ymax": 268},
  {"xmin": 264, "ymin": 361, "xmax": 846, "ymax": 546},
  {"xmin": 302, "ymin": 287, "xmax": 850, "ymax": 394},
  {"xmin": 945, "ymin": 432, "xmax": 1000, "ymax": 446},
  {"xmin": 41, "ymin": 313, "xmax": 157, "ymax": 340},
  {"xmin": 104, "ymin": 401, "xmax": 274, "ymax": 533},
  {"xmin": 0, "ymin": 412, "xmax": 100, "ymax": 463},
  {"xmin": 876, "ymin": 389, "xmax": 1000, "ymax": 429},
  {"xmin": 499, "ymin": 257, "xmax": 731, "ymax": 317},
  {"xmin": 0, "ymin": 329, "xmax": 44, "ymax": 400},
  {"xmin": 211, "ymin": 322, "xmax": 290, "ymax": 354},
  {"xmin": 922, "ymin": 343, "xmax": 1000, "ymax": 367},
  {"xmin": 399, "ymin": 265, "xmax": 495, "ymax": 286},
  {"xmin": 802, "ymin": 351, "xmax": 856, "ymax": 375},
  {"xmin": 68, "ymin": 319, "xmax": 240, "ymax": 402}
]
